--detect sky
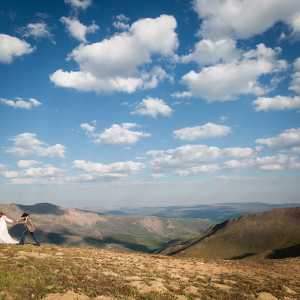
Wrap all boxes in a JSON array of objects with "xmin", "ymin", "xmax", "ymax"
[{"xmin": 0, "ymin": 0, "xmax": 300, "ymax": 208}]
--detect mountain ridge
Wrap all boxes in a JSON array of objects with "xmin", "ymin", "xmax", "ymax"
[
  {"xmin": 158, "ymin": 206, "xmax": 300, "ymax": 260},
  {"xmin": 0, "ymin": 202, "xmax": 213, "ymax": 253}
]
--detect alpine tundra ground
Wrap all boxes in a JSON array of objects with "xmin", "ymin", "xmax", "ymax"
[{"xmin": 0, "ymin": 244, "xmax": 299, "ymax": 300}]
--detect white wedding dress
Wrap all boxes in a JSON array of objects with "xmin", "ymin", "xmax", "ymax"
[{"xmin": 0, "ymin": 215, "xmax": 19, "ymax": 244}]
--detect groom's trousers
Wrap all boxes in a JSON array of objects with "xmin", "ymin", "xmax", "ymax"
[{"xmin": 20, "ymin": 229, "xmax": 40, "ymax": 246}]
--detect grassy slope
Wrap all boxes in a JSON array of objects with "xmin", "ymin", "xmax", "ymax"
[
  {"xmin": 159, "ymin": 207, "xmax": 300, "ymax": 260},
  {"xmin": 0, "ymin": 243, "xmax": 299, "ymax": 300}
]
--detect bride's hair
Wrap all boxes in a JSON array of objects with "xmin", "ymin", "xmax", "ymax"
[{"xmin": 0, "ymin": 211, "xmax": 3, "ymax": 217}]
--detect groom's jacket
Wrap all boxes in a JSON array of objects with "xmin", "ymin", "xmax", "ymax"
[{"xmin": 20, "ymin": 217, "xmax": 36, "ymax": 232}]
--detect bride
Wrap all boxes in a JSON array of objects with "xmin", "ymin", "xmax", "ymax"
[{"xmin": 0, "ymin": 211, "xmax": 19, "ymax": 244}]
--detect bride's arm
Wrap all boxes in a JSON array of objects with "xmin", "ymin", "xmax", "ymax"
[{"xmin": 3, "ymin": 215, "xmax": 14, "ymax": 223}]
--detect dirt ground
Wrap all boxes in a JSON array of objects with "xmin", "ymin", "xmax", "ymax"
[{"xmin": 0, "ymin": 244, "xmax": 299, "ymax": 299}]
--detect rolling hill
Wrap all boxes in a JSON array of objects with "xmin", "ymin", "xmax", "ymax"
[
  {"xmin": 0, "ymin": 202, "xmax": 213, "ymax": 253},
  {"xmin": 158, "ymin": 206, "xmax": 300, "ymax": 260}
]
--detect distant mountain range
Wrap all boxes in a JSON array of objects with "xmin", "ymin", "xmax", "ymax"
[
  {"xmin": 82, "ymin": 202, "xmax": 299, "ymax": 222},
  {"xmin": 158, "ymin": 206, "xmax": 300, "ymax": 260},
  {"xmin": 0, "ymin": 202, "xmax": 213, "ymax": 253}
]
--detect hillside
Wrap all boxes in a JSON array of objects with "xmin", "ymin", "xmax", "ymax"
[
  {"xmin": 158, "ymin": 206, "xmax": 300, "ymax": 260},
  {"xmin": 0, "ymin": 243, "xmax": 299, "ymax": 300},
  {"xmin": 0, "ymin": 203, "xmax": 213, "ymax": 253}
]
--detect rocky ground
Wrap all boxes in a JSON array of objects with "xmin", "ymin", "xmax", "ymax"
[{"xmin": 0, "ymin": 243, "xmax": 299, "ymax": 300}]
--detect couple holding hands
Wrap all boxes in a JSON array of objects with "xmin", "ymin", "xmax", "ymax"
[{"xmin": 0, "ymin": 211, "xmax": 40, "ymax": 246}]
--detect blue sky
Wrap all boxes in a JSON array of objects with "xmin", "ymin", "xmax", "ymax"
[{"xmin": 0, "ymin": 0, "xmax": 300, "ymax": 208}]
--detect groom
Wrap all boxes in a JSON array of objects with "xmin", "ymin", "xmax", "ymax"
[{"xmin": 19, "ymin": 213, "xmax": 40, "ymax": 246}]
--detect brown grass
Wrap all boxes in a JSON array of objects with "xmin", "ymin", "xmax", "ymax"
[{"xmin": 0, "ymin": 243, "xmax": 299, "ymax": 299}]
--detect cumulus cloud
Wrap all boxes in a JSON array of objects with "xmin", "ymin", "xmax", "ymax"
[
  {"xmin": 21, "ymin": 22, "xmax": 53, "ymax": 41},
  {"xmin": 1, "ymin": 159, "xmax": 146, "ymax": 186},
  {"xmin": 0, "ymin": 34, "xmax": 35, "ymax": 64},
  {"xmin": 173, "ymin": 123, "xmax": 232, "ymax": 141},
  {"xmin": 113, "ymin": 14, "xmax": 130, "ymax": 31},
  {"xmin": 192, "ymin": 0, "xmax": 300, "ymax": 40},
  {"xmin": 150, "ymin": 174, "xmax": 165, "ymax": 179},
  {"xmin": 80, "ymin": 123, "xmax": 95, "ymax": 134},
  {"xmin": 289, "ymin": 57, "xmax": 300, "ymax": 94},
  {"xmin": 224, "ymin": 154, "xmax": 288, "ymax": 171},
  {"xmin": 17, "ymin": 160, "xmax": 42, "ymax": 168},
  {"xmin": 64, "ymin": 0, "xmax": 92, "ymax": 10},
  {"xmin": 131, "ymin": 97, "xmax": 173, "ymax": 118},
  {"xmin": 148, "ymin": 144, "xmax": 255, "ymax": 172},
  {"xmin": 5, "ymin": 133, "xmax": 66, "ymax": 158},
  {"xmin": 71, "ymin": 159, "xmax": 145, "ymax": 181},
  {"xmin": 0, "ymin": 97, "xmax": 42, "ymax": 109},
  {"xmin": 253, "ymin": 96, "xmax": 300, "ymax": 112},
  {"xmin": 179, "ymin": 44, "xmax": 287, "ymax": 101},
  {"xmin": 289, "ymin": 13, "xmax": 300, "ymax": 40},
  {"xmin": 256, "ymin": 127, "xmax": 300, "ymax": 150},
  {"xmin": 181, "ymin": 38, "xmax": 241, "ymax": 65},
  {"xmin": 60, "ymin": 17, "xmax": 99, "ymax": 43},
  {"xmin": 171, "ymin": 91, "xmax": 192, "ymax": 99},
  {"xmin": 0, "ymin": 164, "xmax": 67, "ymax": 186},
  {"xmin": 50, "ymin": 15, "xmax": 178, "ymax": 93},
  {"xmin": 93, "ymin": 123, "xmax": 151, "ymax": 146},
  {"xmin": 175, "ymin": 164, "xmax": 221, "ymax": 176}
]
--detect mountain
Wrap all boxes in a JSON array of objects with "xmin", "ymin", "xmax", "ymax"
[
  {"xmin": 158, "ymin": 206, "xmax": 300, "ymax": 260},
  {"xmin": 0, "ymin": 202, "xmax": 213, "ymax": 253},
  {"xmin": 83, "ymin": 202, "xmax": 299, "ymax": 222}
]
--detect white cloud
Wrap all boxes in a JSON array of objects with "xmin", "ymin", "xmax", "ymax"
[
  {"xmin": 60, "ymin": 17, "xmax": 99, "ymax": 43},
  {"xmin": 150, "ymin": 174, "xmax": 165, "ymax": 179},
  {"xmin": 17, "ymin": 160, "xmax": 41, "ymax": 168},
  {"xmin": 179, "ymin": 44, "xmax": 287, "ymax": 101},
  {"xmin": 131, "ymin": 97, "xmax": 173, "ymax": 118},
  {"xmin": 0, "ymin": 34, "xmax": 35, "ymax": 64},
  {"xmin": 0, "ymin": 97, "xmax": 42, "ymax": 109},
  {"xmin": 71, "ymin": 159, "xmax": 145, "ymax": 181},
  {"xmin": 192, "ymin": 0, "xmax": 300, "ymax": 39},
  {"xmin": 0, "ymin": 164, "xmax": 5, "ymax": 172},
  {"xmin": 80, "ymin": 123, "xmax": 95, "ymax": 134},
  {"xmin": 0, "ymin": 164, "xmax": 67, "ymax": 186},
  {"xmin": 50, "ymin": 15, "xmax": 178, "ymax": 93},
  {"xmin": 175, "ymin": 164, "xmax": 221, "ymax": 176},
  {"xmin": 93, "ymin": 123, "xmax": 151, "ymax": 146},
  {"xmin": 171, "ymin": 91, "xmax": 192, "ymax": 98},
  {"xmin": 224, "ymin": 154, "xmax": 288, "ymax": 171},
  {"xmin": 289, "ymin": 72, "xmax": 300, "ymax": 94},
  {"xmin": 289, "ymin": 58, "xmax": 300, "ymax": 94},
  {"xmin": 258, "ymin": 164, "xmax": 284, "ymax": 171},
  {"xmin": 64, "ymin": 0, "xmax": 92, "ymax": 10},
  {"xmin": 5, "ymin": 133, "xmax": 66, "ymax": 158},
  {"xmin": 113, "ymin": 14, "xmax": 130, "ymax": 31},
  {"xmin": 148, "ymin": 144, "xmax": 255, "ymax": 172},
  {"xmin": 221, "ymin": 147, "xmax": 255, "ymax": 158},
  {"xmin": 289, "ymin": 162, "xmax": 300, "ymax": 170},
  {"xmin": 181, "ymin": 38, "xmax": 241, "ymax": 65},
  {"xmin": 253, "ymin": 96, "xmax": 300, "ymax": 112},
  {"xmin": 288, "ymin": 147, "xmax": 300, "ymax": 154},
  {"xmin": 256, "ymin": 127, "xmax": 300, "ymax": 150},
  {"xmin": 173, "ymin": 123, "xmax": 232, "ymax": 141},
  {"xmin": 289, "ymin": 13, "xmax": 300, "ymax": 40},
  {"xmin": 22, "ymin": 22, "xmax": 53, "ymax": 40}
]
